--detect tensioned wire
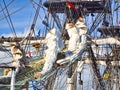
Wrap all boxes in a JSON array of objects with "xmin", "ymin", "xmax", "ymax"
[
  {"xmin": 3, "ymin": 0, "xmax": 17, "ymax": 37},
  {"xmin": 89, "ymin": 0, "xmax": 111, "ymax": 34},
  {"xmin": 0, "ymin": 0, "xmax": 31, "ymax": 21},
  {"xmin": 0, "ymin": 0, "xmax": 15, "ymax": 13}
]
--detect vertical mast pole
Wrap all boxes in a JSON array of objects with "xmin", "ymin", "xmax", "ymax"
[{"xmin": 10, "ymin": 68, "xmax": 16, "ymax": 90}]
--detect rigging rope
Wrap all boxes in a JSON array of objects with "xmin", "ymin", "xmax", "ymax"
[
  {"xmin": 2, "ymin": 0, "xmax": 17, "ymax": 37},
  {"xmin": 0, "ymin": 0, "xmax": 31, "ymax": 21},
  {"xmin": 0, "ymin": 4, "xmax": 15, "ymax": 37},
  {"xmin": 88, "ymin": 46, "xmax": 105, "ymax": 90},
  {"xmin": 31, "ymin": 0, "xmax": 42, "ymax": 28},
  {"xmin": 0, "ymin": 0, "xmax": 15, "ymax": 13},
  {"xmin": 21, "ymin": 0, "xmax": 42, "ymax": 46},
  {"xmin": 89, "ymin": 0, "xmax": 110, "ymax": 34},
  {"xmin": 0, "ymin": 44, "xmax": 11, "ymax": 56},
  {"xmin": 19, "ymin": 0, "xmax": 43, "ymax": 54}
]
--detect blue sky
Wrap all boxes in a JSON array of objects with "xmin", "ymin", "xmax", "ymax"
[{"xmin": 0, "ymin": 0, "xmax": 46, "ymax": 37}]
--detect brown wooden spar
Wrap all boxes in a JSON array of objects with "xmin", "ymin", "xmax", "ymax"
[{"xmin": 0, "ymin": 37, "xmax": 45, "ymax": 43}]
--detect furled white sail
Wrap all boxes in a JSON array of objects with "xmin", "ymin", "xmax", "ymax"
[{"xmin": 40, "ymin": 28, "xmax": 64, "ymax": 75}]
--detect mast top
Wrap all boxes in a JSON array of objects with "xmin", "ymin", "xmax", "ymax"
[
  {"xmin": 44, "ymin": 0, "xmax": 107, "ymax": 22},
  {"xmin": 44, "ymin": 0, "xmax": 106, "ymax": 13}
]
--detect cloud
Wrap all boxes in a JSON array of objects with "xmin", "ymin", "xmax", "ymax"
[
  {"xmin": 0, "ymin": 29, "xmax": 28, "ymax": 37},
  {"xmin": 0, "ymin": 19, "xmax": 36, "ymax": 37}
]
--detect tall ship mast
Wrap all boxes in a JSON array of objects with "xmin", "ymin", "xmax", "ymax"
[{"xmin": 0, "ymin": 0, "xmax": 120, "ymax": 90}]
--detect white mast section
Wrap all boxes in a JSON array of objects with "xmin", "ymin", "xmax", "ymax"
[
  {"xmin": 10, "ymin": 69, "xmax": 15, "ymax": 90},
  {"xmin": 92, "ymin": 37, "xmax": 120, "ymax": 45}
]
